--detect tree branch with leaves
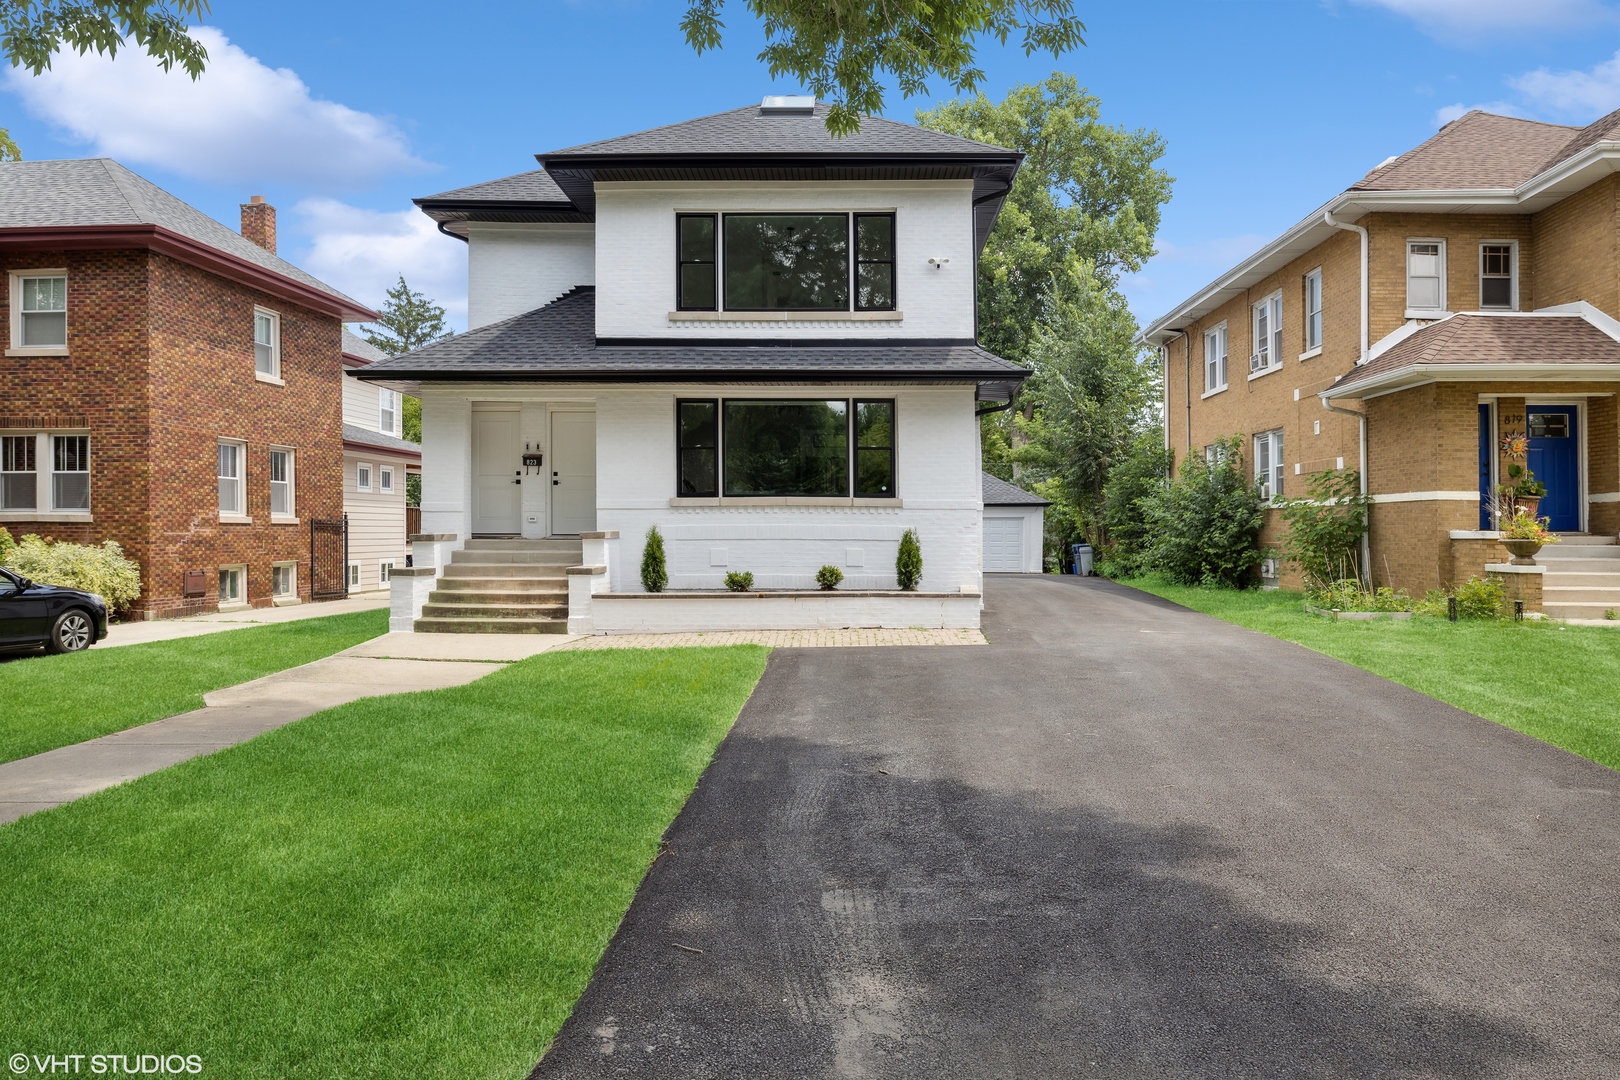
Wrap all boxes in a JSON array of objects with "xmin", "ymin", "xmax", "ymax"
[{"xmin": 682, "ymin": 0, "xmax": 1085, "ymax": 136}]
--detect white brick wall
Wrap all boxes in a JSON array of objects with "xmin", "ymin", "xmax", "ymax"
[
  {"xmin": 592, "ymin": 180, "xmax": 977, "ymax": 340},
  {"xmin": 466, "ymin": 222, "xmax": 596, "ymax": 329}
]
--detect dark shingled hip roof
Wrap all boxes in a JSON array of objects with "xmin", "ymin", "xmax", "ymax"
[
  {"xmin": 1330, "ymin": 312, "xmax": 1620, "ymax": 396},
  {"xmin": 415, "ymin": 169, "xmax": 588, "ymax": 237},
  {"xmin": 350, "ymin": 287, "xmax": 1028, "ymax": 399},
  {"xmin": 982, "ymin": 472, "xmax": 1050, "ymax": 506}
]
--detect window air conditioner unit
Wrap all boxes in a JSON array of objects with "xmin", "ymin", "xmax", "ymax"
[{"xmin": 1250, "ymin": 353, "xmax": 1264, "ymax": 372}]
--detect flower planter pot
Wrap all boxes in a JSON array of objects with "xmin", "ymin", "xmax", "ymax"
[
  {"xmin": 1514, "ymin": 495, "xmax": 1542, "ymax": 518},
  {"xmin": 1501, "ymin": 538, "xmax": 1543, "ymax": 566}
]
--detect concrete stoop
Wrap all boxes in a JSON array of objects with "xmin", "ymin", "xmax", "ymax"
[
  {"xmin": 1539, "ymin": 534, "xmax": 1620, "ymax": 620},
  {"xmin": 415, "ymin": 538, "xmax": 582, "ymax": 634}
]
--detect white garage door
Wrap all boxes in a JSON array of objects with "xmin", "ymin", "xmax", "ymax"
[{"xmin": 984, "ymin": 516, "xmax": 1025, "ymax": 572}]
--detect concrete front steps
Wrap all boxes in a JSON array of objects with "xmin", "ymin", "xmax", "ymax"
[
  {"xmin": 415, "ymin": 538, "xmax": 582, "ymax": 634},
  {"xmin": 1538, "ymin": 534, "xmax": 1620, "ymax": 620}
]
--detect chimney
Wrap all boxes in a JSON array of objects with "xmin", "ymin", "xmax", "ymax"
[{"xmin": 240, "ymin": 195, "xmax": 276, "ymax": 254}]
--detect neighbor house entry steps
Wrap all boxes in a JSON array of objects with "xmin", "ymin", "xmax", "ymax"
[
  {"xmin": 1539, "ymin": 534, "xmax": 1620, "ymax": 620},
  {"xmin": 416, "ymin": 538, "xmax": 580, "ymax": 634}
]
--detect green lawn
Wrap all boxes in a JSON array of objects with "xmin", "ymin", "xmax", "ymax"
[
  {"xmin": 1121, "ymin": 576, "xmax": 1620, "ymax": 771},
  {"xmin": 0, "ymin": 646, "xmax": 767, "ymax": 1079},
  {"xmin": 0, "ymin": 608, "xmax": 388, "ymax": 764}
]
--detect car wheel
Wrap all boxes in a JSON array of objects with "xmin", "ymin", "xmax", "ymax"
[{"xmin": 46, "ymin": 609, "xmax": 95, "ymax": 654}]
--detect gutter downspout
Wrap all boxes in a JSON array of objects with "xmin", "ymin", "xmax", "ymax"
[{"xmin": 1322, "ymin": 209, "xmax": 1373, "ymax": 585}]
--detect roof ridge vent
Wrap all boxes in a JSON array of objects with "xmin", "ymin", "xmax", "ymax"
[{"xmin": 760, "ymin": 95, "xmax": 815, "ymax": 116}]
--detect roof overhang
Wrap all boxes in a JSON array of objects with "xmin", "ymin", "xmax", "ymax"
[
  {"xmin": 1323, "ymin": 362, "xmax": 1620, "ymax": 402},
  {"xmin": 343, "ymin": 437, "xmax": 422, "ymax": 459},
  {"xmin": 534, "ymin": 151, "xmax": 1023, "ymax": 256},
  {"xmin": 412, "ymin": 197, "xmax": 590, "ymax": 241},
  {"xmin": 0, "ymin": 223, "xmax": 377, "ymax": 321},
  {"xmin": 1140, "ymin": 142, "xmax": 1620, "ymax": 348}
]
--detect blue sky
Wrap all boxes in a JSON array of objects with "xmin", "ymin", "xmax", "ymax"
[{"xmin": 5, "ymin": 0, "xmax": 1620, "ymax": 331}]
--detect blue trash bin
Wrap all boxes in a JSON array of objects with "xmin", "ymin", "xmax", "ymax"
[{"xmin": 1072, "ymin": 543, "xmax": 1094, "ymax": 576}]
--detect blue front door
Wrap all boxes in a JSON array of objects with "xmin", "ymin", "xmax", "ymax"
[{"xmin": 1527, "ymin": 406, "xmax": 1579, "ymax": 531}]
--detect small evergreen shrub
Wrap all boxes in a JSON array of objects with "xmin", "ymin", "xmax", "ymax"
[
  {"xmin": 1140, "ymin": 435, "xmax": 1265, "ymax": 588},
  {"xmin": 815, "ymin": 565, "xmax": 844, "ymax": 590},
  {"xmin": 896, "ymin": 528, "xmax": 922, "ymax": 590},
  {"xmin": 1, "ymin": 530, "xmax": 142, "ymax": 614},
  {"xmin": 724, "ymin": 571, "xmax": 754, "ymax": 592},
  {"xmin": 640, "ymin": 525, "xmax": 668, "ymax": 593}
]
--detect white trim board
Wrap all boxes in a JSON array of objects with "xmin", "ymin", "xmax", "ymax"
[{"xmin": 1369, "ymin": 491, "xmax": 1480, "ymax": 503}]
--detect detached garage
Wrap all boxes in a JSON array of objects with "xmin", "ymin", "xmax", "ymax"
[{"xmin": 982, "ymin": 472, "xmax": 1050, "ymax": 574}]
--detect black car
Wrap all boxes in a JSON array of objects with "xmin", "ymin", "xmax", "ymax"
[{"xmin": 0, "ymin": 566, "xmax": 109, "ymax": 653}]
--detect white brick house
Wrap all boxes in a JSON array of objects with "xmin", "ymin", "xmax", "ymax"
[{"xmin": 355, "ymin": 98, "xmax": 1027, "ymax": 632}]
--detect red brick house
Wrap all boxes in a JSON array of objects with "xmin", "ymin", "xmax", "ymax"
[{"xmin": 0, "ymin": 159, "xmax": 376, "ymax": 617}]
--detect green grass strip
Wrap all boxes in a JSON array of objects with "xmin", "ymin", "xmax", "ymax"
[
  {"xmin": 0, "ymin": 608, "xmax": 389, "ymax": 764},
  {"xmin": 1121, "ymin": 576, "xmax": 1620, "ymax": 771},
  {"xmin": 0, "ymin": 646, "xmax": 767, "ymax": 1079}
]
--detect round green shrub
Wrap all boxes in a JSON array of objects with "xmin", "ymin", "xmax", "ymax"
[
  {"xmin": 815, "ymin": 564, "xmax": 844, "ymax": 590},
  {"xmin": 896, "ymin": 528, "xmax": 922, "ymax": 591},
  {"xmin": 640, "ymin": 525, "xmax": 668, "ymax": 593},
  {"xmin": 2, "ymin": 530, "xmax": 142, "ymax": 614},
  {"xmin": 724, "ymin": 571, "xmax": 754, "ymax": 592}
]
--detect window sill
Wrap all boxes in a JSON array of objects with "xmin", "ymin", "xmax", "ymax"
[
  {"xmin": 1200, "ymin": 385, "xmax": 1228, "ymax": 400},
  {"xmin": 1247, "ymin": 365, "xmax": 1281, "ymax": 382},
  {"xmin": 667, "ymin": 310, "xmax": 904, "ymax": 323},
  {"xmin": 219, "ymin": 514, "xmax": 254, "ymax": 525},
  {"xmin": 4, "ymin": 346, "xmax": 69, "ymax": 357},
  {"xmin": 271, "ymin": 596, "xmax": 302, "ymax": 607},
  {"xmin": 217, "ymin": 601, "xmax": 252, "ymax": 613},
  {"xmin": 254, "ymin": 372, "xmax": 285, "ymax": 386},
  {"xmin": 670, "ymin": 496, "xmax": 904, "ymax": 508},
  {"xmin": 1298, "ymin": 346, "xmax": 1323, "ymax": 361},
  {"xmin": 1404, "ymin": 309, "xmax": 1449, "ymax": 321},
  {"xmin": 0, "ymin": 511, "xmax": 92, "ymax": 523},
  {"xmin": 270, "ymin": 515, "xmax": 300, "ymax": 525}
]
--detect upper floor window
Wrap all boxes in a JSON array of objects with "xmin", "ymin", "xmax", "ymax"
[
  {"xmin": 677, "ymin": 214, "xmax": 718, "ymax": 311},
  {"xmin": 9, "ymin": 271, "xmax": 67, "ymax": 352},
  {"xmin": 1407, "ymin": 240, "xmax": 1445, "ymax": 314},
  {"xmin": 1254, "ymin": 429, "xmax": 1284, "ymax": 501},
  {"xmin": 380, "ymin": 465, "xmax": 395, "ymax": 494},
  {"xmin": 379, "ymin": 388, "xmax": 400, "ymax": 435},
  {"xmin": 1480, "ymin": 243, "xmax": 1516, "ymax": 310},
  {"xmin": 677, "ymin": 212, "xmax": 899, "ymax": 314},
  {"xmin": 1203, "ymin": 324, "xmax": 1228, "ymax": 394},
  {"xmin": 1251, "ymin": 294, "xmax": 1282, "ymax": 375},
  {"xmin": 1304, "ymin": 268, "xmax": 1323, "ymax": 353},
  {"xmin": 254, "ymin": 309, "xmax": 280, "ymax": 379}
]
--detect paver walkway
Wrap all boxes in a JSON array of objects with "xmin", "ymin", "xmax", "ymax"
[
  {"xmin": 0, "ymin": 632, "xmax": 568, "ymax": 824},
  {"xmin": 532, "ymin": 575, "xmax": 1620, "ymax": 1079}
]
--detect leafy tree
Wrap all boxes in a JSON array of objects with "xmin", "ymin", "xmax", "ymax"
[
  {"xmin": 363, "ymin": 276, "xmax": 449, "ymax": 449},
  {"xmin": 682, "ymin": 0, "xmax": 1085, "ymax": 137},
  {"xmin": 2, "ymin": 0, "xmax": 210, "ymax": 162},
  {"xmin": 1096, "ymin": 428, "xmax": 1169, "ymax": 577},
  {"xmin": 1141, "ymin": 435, "xmax": 1265, "ymax": 588},
  {"xmin": 917, "ymin": 74, "xmax": 1171, "ymax": 365},
  {"xmin": 1277, "ymin": 469, "xmax": 1370, "ymax": 591}
]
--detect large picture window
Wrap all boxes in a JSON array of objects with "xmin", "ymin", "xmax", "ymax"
[
  {"xmin": 677, "ymin": 398, "xmax": 899, "ymax": 498},
  {"xmin": 724, "ymin": 400, "xmax": 848, "ymax": 495},
  {"xmin": 723, "ymin": 214, "xmax": 850, "ymax": 311},
  {"xmin": 677, "ymin": 215, "xmax": 717, "ymax": 311},
  {"xmin": 677, "ymin": 399, "xmax": 719, "ymax": 496}
]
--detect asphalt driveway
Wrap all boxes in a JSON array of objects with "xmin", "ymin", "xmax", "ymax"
[{"xmin": 531, "ymin": 576, "xmax": 1620, "ymax": 1079}]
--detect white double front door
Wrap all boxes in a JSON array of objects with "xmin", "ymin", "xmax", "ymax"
[{"xmin": 470, "ymin": 407, "xmax": 595, "ymax": 537}]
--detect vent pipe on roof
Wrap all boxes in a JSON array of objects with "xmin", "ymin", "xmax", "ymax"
[{"xmin": 760, "ymin": 95, "xmax": 815, "ymax": 116}]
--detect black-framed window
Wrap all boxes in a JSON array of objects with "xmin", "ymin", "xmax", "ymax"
[
  {"xmin": 723, "ymin": 400, "xmax": 849, "ymax": 496},
  {"xmin": 854, "ymin": 214, "xmax": 896, "ymax": 311},
  {"xmin": 854, "ymin": 400, "xmax": 895, "ymax": 496},
  {"xmin": 677, "ymin": 214, "xmax": 717, "ymax": 311},
  {"xmin": 723, "ymin": 214, "xmax": 850, "ymax": 311},
  {"xmin": 677, "ymin": 399, "xmax": 719, "ymax": 496}
]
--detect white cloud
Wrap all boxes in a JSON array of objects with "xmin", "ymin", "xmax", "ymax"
[
  {"xmin": 3, "ymin": 26, "xmax": 425, "ymax": 188},
  {"xmin": 1511, "ymin": 50, "xmax": 1620, "ymax": 117},
  {"xmin": 289, "ymin": 199, "xmax": 467, "ymax": 329},
  {"xmin": 1352, "ymin": 0, "xmax": 1619, "ymax": 39}
]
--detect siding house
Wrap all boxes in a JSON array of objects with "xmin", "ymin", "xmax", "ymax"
[
  {"xmin": 0, "ymin": 160, "xmax": 375, "ymax": 616},
  {"xmin": 1142, "ymin": 109, "xmax": 1620, "ymax": 616},
  {"xmin": 341, "ymin": 330, "xmax": 419, "ymax": 593},
  {"xmin": 356, "ymin": 97, "xmax": 1029, "ymax": 633}
]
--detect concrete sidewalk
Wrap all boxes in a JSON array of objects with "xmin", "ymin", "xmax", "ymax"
[
  {"xmin": 92, "ymin": 594, "xmax": 391, "ymax": 649},
  {"xmin": 0, "ymin": 632, "xmax": 572, "ymax": 825}
]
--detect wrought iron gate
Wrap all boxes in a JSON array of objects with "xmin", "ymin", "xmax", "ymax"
[{"xmin": 310, "ymin": 515, "xmax": 349, "ymax": 601}]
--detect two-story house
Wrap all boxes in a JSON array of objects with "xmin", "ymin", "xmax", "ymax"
[
  {"xmin": 0, "ymin": 160, "xmax": 375, "ymax": 617},
  {"xmin": 355, "ymin": 97, "xmax": 1028, "ymax": 633},
  {"xmin": 1143, "ymin": 109, "xmax": 1620, "ymax": 615},
  {"xmin": 340, "ymin": 329, "xmax": 420, "ymax": 593}
]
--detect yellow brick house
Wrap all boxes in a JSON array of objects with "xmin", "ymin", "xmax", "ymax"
[{"xmin": 1142, "ymin": 109, "xmax": 1620, "ymax": 617}]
